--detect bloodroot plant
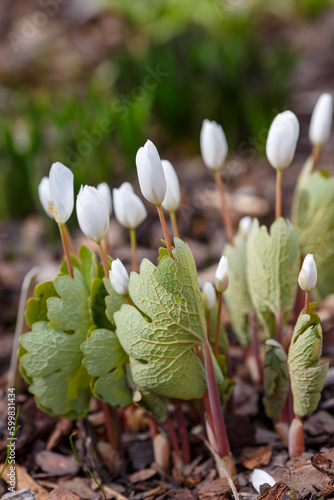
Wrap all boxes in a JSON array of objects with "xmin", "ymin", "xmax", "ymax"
[{"xmin": 18, "ymin": 92, "xmax": 331, "ymax": 487}]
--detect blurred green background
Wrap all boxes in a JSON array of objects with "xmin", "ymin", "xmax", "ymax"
[{"xmin": 0, "ymin": 0, "xmax": 332, "ymax": 218}]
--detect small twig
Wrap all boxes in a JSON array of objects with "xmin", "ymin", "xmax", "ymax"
[{"xmin": 202, "ymin": 437, "xmax": 239, "ymax": 500}]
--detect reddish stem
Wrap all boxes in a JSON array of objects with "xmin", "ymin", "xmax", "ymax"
[
  {"xmin": 59, "ymin": 223, "xmax": 74, "ymax": 278},
  {"xmin": 170, "ymin": 210, "xmax": 180, "ymax": 238},
  {"xmin": 214, "ymin": 292, "xmax": 222, "ymax": 357},
  {"xmin": 304, "ymin": 291, "xmax": 310, "ymax": 314},
  {"xmin": 249, "ymin": 310, "xmax": 263, "ymax": 384},
  {"xmin": 130, "ymin": 228, "xmax": 138, "ymax": 273},
  {"xmin": 157, "ymin": 205, "xmax": 173, "ymax": 258},
  {"xmin": 98, "ymin": 242, "xmax": 109, "ymax": 277},
  {"xmin": 101, "ymin": 402, "xmax": 118, "ymax": 451},
  {"xmin": 276, "ymin": 168, "xmax": 282, "ymax": 219},
  {"xmin": 311, "ymin": 144, "xmax": 320, "ymax": 169},
  {"xmin": 203, "ymin": 339, "xmax": 231, "ymax": 458},
  {"xmin": 166, "ymin": 415, "xmax": 181, "ymax": 458},
  {"xmin": 64, "ymin": 224, "xmax": 76, "ymax": 255},
  {"xmin": 214, "ymin": 171, "xmax": 235, "ymax": 246},
  {"xmin": 147, "ymin": 414, "xmax": 158, "ymax": 439},
  {"xmin": 173, "ymin": 399, "xmax": 191, "ymax": 464}
]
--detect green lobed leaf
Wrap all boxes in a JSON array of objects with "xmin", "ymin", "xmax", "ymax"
[
  {"xmin": 104, "ymin": 278, "xmax": 127, "ymax": 329},
  {"xmin": 263, "ymin": 339, "xmax": 289, "ymax": 421},
  {"xmin": 126, "ymin": 362, "xmax": 168, "ymax": 421},
  {"xmin": 19, "ymin": 322, "xmax": 91, "ymax": 418},
  {"xmin": 60, "ymin": 244, "xmax": 98, "ymax": 288},
  {"xmin": 224, "ymin": 235, "xmax": 253, "ymax": 347},
  {"xmin": 246, "ymin": 218, "xmax": 300, "ymax": 338},
  {"xmin": 114, "ymin": 238, "xmax": 208, "ymax": 400},
  {"xmin": 90, "ymin": 278, "xmax": 112, "ymax": 330},
  {"xmin": 25, "ymin": 281, "xmax": 59, "ymax": 328},
  {"xmin": 292, "ymin": 158, "xmax": 334, "ymax": 301},
  {"xmin": 81, "ymin": 328, "xmax": 132, "ymax": 408},
  {"xmin": 288, "ymin": 307, "xmax": 328, "ymax": 417}
]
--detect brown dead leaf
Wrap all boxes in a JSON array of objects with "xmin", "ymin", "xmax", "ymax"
[
  {"xmin": 311, "ymin": 448, "xmax": 334, "ymax": 479},
  {"xmin": 283, "ymin": 455, "xmax": 332, "ymax": 499},
  {"xmin": 197, "ymin": 478, "xmax": 240, "ymax": 500},
  {"xmin": 257, "ymin": 481, "xmax": 289, "ymax": 499},
  {"xmin": 0, "ymin": 463, "xmax": 48, "ymax": 500},
  {"xmin": 128, "ymin": 468, "xmax": 157, "ymax": 484},
  {"xmin": 239, "ymin": 446, "xmax": 273, "ymax": 470},
  {"xmin": 46, "ymin": 418, "xmax": 73, "ymax": 451},
  {"xmin": 60, "ymin": 478, "xmax": 96, "ymax": 500},
  {"xmin": 46, "ymin": 486, "xmax": 80, "ymax": 500},
  {"xmin": 35, "ymin": 451, "xmax": 78, "ymax": 476}
]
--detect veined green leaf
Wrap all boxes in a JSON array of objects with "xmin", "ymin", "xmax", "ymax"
[
  {"xmin": 292, "ymin": 157, "xmax": 334, "ymax": 300},
  {"xmin": 104, "ymin": 277, "xmax": 127, "ymax": 329},
  {"xmin": 19, "ymin": 322, "xmax": 91, "ymax": 418},
  {"xmin": 247, "ymin": 218, "xmax": 300, "ymax": 338},
  {"xmin": 263, "ymin": 339, "xmax": 289, "ymax": 421},
  {"xmin": 288, "ymin": 307, "xmax": 328, "ymax": 417},
  {"xmin": 224, "ymin": 235, "xmax": 253, "ymax": 347},
  {"xmin": 114, "ymin": 238, "xmax": 208, "ymax": 400},
  {"xmin": 81, "ymin": 328, "xmax": 132, "ymax": 408},
  {"xmin": 25, "ymin": 281, "xmax": 59, "ymax": 328}
]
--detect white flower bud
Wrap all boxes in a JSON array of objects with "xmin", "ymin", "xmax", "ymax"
[
  {"xmin": 135, "ymin": 140, "xmax": 167, "ymax": 205},
  {"xmin": 298, "ymin": 254, "xmax": 317, "ymax": 293},
  {"xmin": 76, "ymin": 185, "xmax": 110, "ymax": 243},
  {"xmin": 215, "ymin": 256, "xmax": 229, "ymax": 293},
  {"xmin": 266, "ymin": 111, "xmax": 300, "ymax": 170},
  {"xmin": 309, "ymin": 93, "xmax": 333, "ymax": 146},
  {"xmin": 109, "ymin": 259, "xmax": 130, "ymax": 295},
  {"xmin": 38, "ymin": 177, "xmax": 54, "ymax": 219},
  {"xmin": 49, "ymin": 162, "xmax": 74, "ymax": 224},
  {"xmin": 161, "ymin": 160, "xmax": 181, "ymax": 212},
  {"xmin": 251, "ymin": 469, "xmax": 276, "ymax": 493},
  {"xmin": 97, "ymin": 182, "xmax": 113, "ymax": 216},
  {"xmin": 202, "ymin": 282, "xmax": 216, "ymax": 311},
  {"xmin": 200, "ymin": 119, "xmax": 228, "ymax": 171},
  {"xmin": 238, "ymin": 216, "xmax": 252, "ymax": 238},
  {"xmin": 113, "ymin": 183, "xmax": 147, "ymax": 229}
]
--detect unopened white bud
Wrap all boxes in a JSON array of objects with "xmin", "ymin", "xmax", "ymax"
[
  {"xmin": 109, "ymin": 259, "xmax": 130, "ymax": 296},
  {"xmin": 238, "ymin": 216, "xmax": 252, "ymax": 238},
  {"xmin": 200, "ymin": 119, "xmax": 228, "ymax": 171},
  {"xmin": 76, "ymin": 185, "xmax": 110, "ymax": 243},
  {"xmin": 266, "ymin": 111, "xmax": 300, "ymax": 170},
  {"xmin": 113, "ymin": 183, "xmax": 147, "ymax": 229},
  {"xmin": 49, "ymin": 162, "xmax": 74, "ymax": 224},
  {"xmin": 215, "ymin": 256, "xmax": 229, "ymax": 293},
  {"xmin": 202, "ymin": 282, "xmax": 216, "ymax": 311},
  {"xmin": 309, "ymin": 93, "xmax": 332, "ymax": 146},
  {"xmin": 298, "ymin": 254, "xmax": 317, "ymax": 293},
  {"xmin": 97, "ymin": 182, "xmax": 113, "ymax": 216},
  {"xmin": 38, "ymin": 177, "xmax": 54, "ymax": 219},
  {"xmin": 161, "ymin": 160, "xmax": 181, "ymax": 212},
  {"xmin": 135, "ymin": 140, "xmax": 167, "ymax": 205}
]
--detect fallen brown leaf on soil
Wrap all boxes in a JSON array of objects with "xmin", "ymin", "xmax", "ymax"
[
  {"xmin": 197, "ymin": 477, "xmax": 240, "ymax": 500},
  {"xmin": 35, "ymin": 451, "xmax": 78, "ymax": 476},
  {"xmin": 46, "ymin": 486, "xmax": 80, "ymax": 500},
  {"xmin": 311, "ymin": 448, "xmax": 334, "ymax": 479},
  {"xmin": 238, "ymin": 445, "xmax": 273, "ymax": 470},
  {"xmin": 129, "ymin": 468, "xmax": 157, "ymax": 484},
  {"xmin": 0, "ymin": 463, "xmax": 48, "ymax": 500},
  {"xmin": 257, "ymin": 481, "xmax": 289, "ymax": 500},
  {"xmin": 46, "ymin": 419, "xmax": 73, "ymax": 451}
]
